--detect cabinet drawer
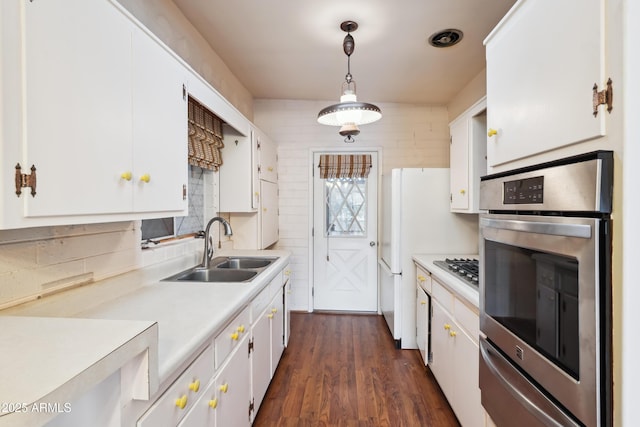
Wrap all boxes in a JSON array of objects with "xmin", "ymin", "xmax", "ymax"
[
  {"xmin": 268, "ymin": 271, "xmax": 283, "ymax": 299},
  {"xmin": 138, "ymin": 345, "xmax": 213, "ymax": 427},
  {"xmin": 251, "ymin": 286, "xmax": 271, "ymax": 323},
  {"xmin": 454, "ymin": 299, "xmax": 479, "ymax": 343},
  {"xmin": 214, "ymin": 306, "xmax": 250, "ymax": 369},
  {"xmin": 432, "ymin": 278, "xmax": 454, "ymax": 313},
  {"xmin": 416, "ymin": 267, "xmax": 431, "ymax": 293}
]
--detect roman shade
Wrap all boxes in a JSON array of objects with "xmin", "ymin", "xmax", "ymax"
[
  {"xmin": 188, "ymin": 98, "xmax": 224, "ymax": 171},
  {"xmin": 318, "ymin": 154, "xmax": 372, "ymax": 179}
]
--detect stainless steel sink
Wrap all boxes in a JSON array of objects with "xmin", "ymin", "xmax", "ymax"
[
  {"xmin": 214, "ymin": 257, "xmax": 275, "ymax": 269},
  {"xmin": 162, "ymin": 256, "xmax": 279, "ymax": 283},
  {"xmin": 172, "ymin": 268, "xmax": 257, "ymax": 282}
]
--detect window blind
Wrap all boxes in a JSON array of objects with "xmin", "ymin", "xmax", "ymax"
[
  {"xmin": 188, "ymin": 97, "xmax": 224, "ymax": 171},
  {"xmin": 318, "ymin": 154, "xmax": 372, "ymax": 179}
]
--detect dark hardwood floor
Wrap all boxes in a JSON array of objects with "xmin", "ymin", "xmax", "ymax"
[{"xmin": 253, "ymin": 312, "xmax": 460, "ymax": 427}]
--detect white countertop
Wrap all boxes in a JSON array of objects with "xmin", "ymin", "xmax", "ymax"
[
  {"xmin": 412, "ymin": 254, "xmax": 480, "ymax": 308},
  {"xmin": 0, "ymin": 316, "xmax": 157, "ymax": 427},
  {"xmin": 0, "ymin": 249, "xmax": 290, "ymax": 427}
]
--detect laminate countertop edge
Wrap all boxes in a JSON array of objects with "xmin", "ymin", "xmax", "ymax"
[{"xmin": 412, "ymin": 254, "xmax": 480, "ymax": 309}]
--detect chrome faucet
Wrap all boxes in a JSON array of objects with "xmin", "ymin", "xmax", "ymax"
[{"xmin": 201, "ymin": 217, "xmax": 233, "ymax": 268}]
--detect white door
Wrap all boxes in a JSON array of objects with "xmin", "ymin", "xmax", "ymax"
[{"xmin": 312, "ymin": 152, "xmax": 378, "ymax": 311}]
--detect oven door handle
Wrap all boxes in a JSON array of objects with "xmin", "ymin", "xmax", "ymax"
[
  {"xmin": 480, "ymin": 217, "xmax": 592, "ymax": 238},
  {"xmin": 479, "ymin": 338, "xmax": 580, "ymax": 427}
]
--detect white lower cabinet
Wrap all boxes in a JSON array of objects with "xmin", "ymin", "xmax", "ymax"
[
  {"xmin": 424, "ymin": 274, "xmax": 482, "ymax": 427},
  {"xmin": 250, "ymin": 279, "xmax": 286, "ymax": 421},
  {"xmin": 179, "ymin": 334, "xmax": 251, "ymax": 427},
  {"xmin": 138, "ymin": 346, "xmax": 214, "ymax": 427},
  {"xmin": 137, "ymin": 265, "xmax": 289, "ymax": 427},
  {"xmin": 416, "ymin": 284, "xmax": 430, "ymax": 365},
  {"xmin": 269, "ymin": 290, "xmax": 285, "ymax": 378},
  {"xmin": 208, "ymin": 336, "xmax": 251, "ymax": 427},
  {"xmin": 251, "ymin": 303, "xmax": 272, "ymax": 419}
]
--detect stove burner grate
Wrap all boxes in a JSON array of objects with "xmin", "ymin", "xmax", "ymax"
[{"xmin": 433, "ymin": 258, "xmax": 479, "ymax": 288}]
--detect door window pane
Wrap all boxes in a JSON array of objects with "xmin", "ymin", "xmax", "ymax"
[{"xmin": 324, "ymin": 177, "xmax": 367, "ymax": 236}]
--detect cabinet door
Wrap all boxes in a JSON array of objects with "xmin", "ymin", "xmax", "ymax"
[
  {"xmin": 449, "ymin": 116, "xmax": 470, "ymax": 211},
  {"xmin": 260, "ymin": 180, "xmax": 279, "ymax": 248},
  {"xmin": 270, "ymin": 291, "xmax": 285, "ymax": 377},
  {"xmin": 416, "ymin": 286, "xmax": 429, "ymax": 365},
  {"xmin": 251, "ymin": 310, "xmax": 271, "ymax": 420},
  {"xmin": 219, "ymin": 128, "xmax": 257, "ymax": 212},
  {"xmin": 429, "ymin": 301, "xmax": 454, "ymax": 404},
  {"xmin": 452, "ymin": 327, "xmax": 482, "ymax": 427},
  {"xmin": 132, "ymin": 28, "xmax": 188, "ymax": 213},
  {"xmin": 23, "ymin": 0, "xmax": 133, "ymax": 217},
  {"xmin": 283, "ymin": 268, "xmax": 292, "ymax": 347},
  {"xmin": 215, "ymin": 337, "xmax": 251, "ymax": 427},
  {"xmin": 257, "ymin": 132, "xmax": 277, "ymax": 183},
  {"xmin": 485, "ymin": 0, "xmax": 606, "ymax": 166}
]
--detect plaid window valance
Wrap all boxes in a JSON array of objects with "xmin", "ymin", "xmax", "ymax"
[
  {"xmin": 318, "ymin": 154, "xmax": 372, "ymax": 179},
  {"xmin": 188, "ymin": 97, "xmax": 224, "ymax": 171}
]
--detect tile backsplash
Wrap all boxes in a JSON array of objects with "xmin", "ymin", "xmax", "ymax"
[{"xmin": 0, "ymin": 221, "xmax": 201, "ymax": 309}]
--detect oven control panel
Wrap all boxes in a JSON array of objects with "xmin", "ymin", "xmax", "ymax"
[{"xmin": 503, "ymin": 176, "xmax": 544, "ymax": 204}]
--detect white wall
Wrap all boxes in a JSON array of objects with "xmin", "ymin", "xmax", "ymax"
[
  {"xmin": 447, "ymin": 69, "xmax": 487, "ymax": 122},
  {"xmin": 254, "ymin": 99, "xmax": 452, "ymax": 311}
]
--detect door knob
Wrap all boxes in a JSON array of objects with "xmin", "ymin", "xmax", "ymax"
[{"xmin": 370, "ymin": 241, "xmax": 376, "ymax": 247}]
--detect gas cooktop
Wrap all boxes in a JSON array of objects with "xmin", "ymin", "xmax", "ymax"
[{"xmin": 433, "ymin": 258, "xmax": 479, "ymax": 288}]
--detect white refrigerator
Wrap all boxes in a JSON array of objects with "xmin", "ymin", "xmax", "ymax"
[{"xmin": 378, "ymin": 168, "xmax": 479, "ymax": 349}]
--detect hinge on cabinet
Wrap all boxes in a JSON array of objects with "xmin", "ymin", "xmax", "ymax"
[
  {"xmin": 592, "ymin": 78, "xmax": 613, "ymax": 117},
  {"xmin": 182, "ymin": 184, "xmax": 187, "ymax": 200},
  {"xmin": 248, "ymin": 338, "xmax": 254, "ymax": 356},
  {"xmin": 15, "ymin": 163, "xmax": 37, "ymax": 197},
  {"xmin": 182, "ymin": 84, "xmax": 186, "ymax": 101},
  {"xmin": 428, "ymin": 352, "xmax": 433, "ymax": 364},
  {"xmin": 249, "ymin": 399, "xmax": 255, "ymax": 418},
  {"xmin": 258, "ymin": 165, "xmax": 262, "ymax": 173}
]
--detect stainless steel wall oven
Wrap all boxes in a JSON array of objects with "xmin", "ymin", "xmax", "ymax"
[{"xmin": 479, "ymin": 151, "xmax": 613, "ymax": 427}]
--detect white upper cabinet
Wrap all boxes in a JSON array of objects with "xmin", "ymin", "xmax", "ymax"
[
  {"xmin": 132, "ymin": 27, "xmax": 188, "ymax": 213},
  {"xmin": 485, "ymin": 0, "xmax": 608, "ymax": 167},
  {"xmin": 219, "ymin": 126, "xmax": 259, "ymax": 212},
  {"xmin": 260, "ymin": 180, "xmax": 279, "ymax": 251},
  {"xmin": 0, "ymin": 0, "xmax": 189, "ymax": 228},
  {"xmin": 22, "ymin": 0, "xmax": 134, "ymax": 218},
  {"xmin": 256, "ymin": 129, "xmax": 277, "ymax": 184},
  {"xmin": 449, "ymin": 98, "xmax": 487, "ymax": 213}
]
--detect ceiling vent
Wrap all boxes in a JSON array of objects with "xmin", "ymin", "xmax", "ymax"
[{"xmin": 428, "ymin": 29, "xmax": 463, "ymax": 48}]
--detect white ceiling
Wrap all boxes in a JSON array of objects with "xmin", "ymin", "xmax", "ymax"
[{"xmin": 172, "ymin": 0, "xmax": 516, "ymax": 105}]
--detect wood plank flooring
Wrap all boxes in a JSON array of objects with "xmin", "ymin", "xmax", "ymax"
[{"xmin": 253, "ymin": 312, "xmax": 460, "ymax": 427}]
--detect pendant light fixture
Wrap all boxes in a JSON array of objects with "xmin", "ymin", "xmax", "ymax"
[{"xmin": 317, "ymin": 21, "xmax": 382, "ymax": 143}]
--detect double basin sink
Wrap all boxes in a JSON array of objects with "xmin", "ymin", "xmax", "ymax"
[{"xmin": 163, "ymin": 256, "xmax": 278, "ymax": 283}]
